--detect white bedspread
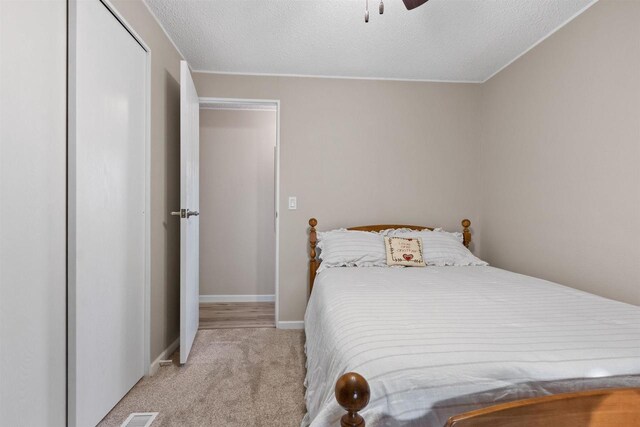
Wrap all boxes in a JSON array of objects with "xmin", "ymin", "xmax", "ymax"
[{"xmin": 303, "ymin": 267, "xmax": 640, "ymax": 427}]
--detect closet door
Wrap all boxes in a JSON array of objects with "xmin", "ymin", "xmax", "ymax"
[{"xmin": 68, "ymin": 1, "xmax": 148, "ymax": 426}]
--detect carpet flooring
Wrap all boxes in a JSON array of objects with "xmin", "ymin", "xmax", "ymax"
[{"xmin": 98, "ymin": 328, "xmax": 307, "ymax": 427}]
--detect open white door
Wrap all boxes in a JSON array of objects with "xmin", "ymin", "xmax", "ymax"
[{"xmin": 177, "ymin": 61, "xmax": 200, "ymax": 364}]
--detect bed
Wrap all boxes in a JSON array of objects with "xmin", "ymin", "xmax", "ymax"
[{"xmin": 302, "ymin": 218, "xmax": 640, "ymax": 427}]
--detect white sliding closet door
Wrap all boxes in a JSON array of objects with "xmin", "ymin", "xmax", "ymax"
[{"xmin": 69, "ymin": 1, "xmax": 148, "ymax": 426}]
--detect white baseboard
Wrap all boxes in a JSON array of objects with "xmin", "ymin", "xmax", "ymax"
[
  {"xmin": 149, "ymin": 337, "xmax": 179, "ymax": 376},
  {"xmin": 277, "ymin": 321, "xmax": 304, "ymax": 330},
  {"xmin": 199, "ymin": 294, "xmax": 275, "ymax": 303}
]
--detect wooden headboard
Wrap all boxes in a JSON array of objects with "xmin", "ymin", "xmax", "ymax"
[{"xmin": 308, "ymin": 218, "xmax": 472, "ymax": 293}]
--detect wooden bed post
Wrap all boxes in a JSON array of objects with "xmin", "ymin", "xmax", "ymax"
[
  {"xmin": 335, "ymin": 372, "xmax": 370, "ymax": 427},
  {"xmin": 462, "ymin": 219, "xmax": 471, "ymax": 248},
  {"xmin": 309, "ymin": 218, "xmax": 318, "ymax": 294}
]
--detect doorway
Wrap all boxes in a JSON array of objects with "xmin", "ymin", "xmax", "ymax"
[{"xmin": 197, "ymin": 98, "xmax": 280, "ymax": 329}]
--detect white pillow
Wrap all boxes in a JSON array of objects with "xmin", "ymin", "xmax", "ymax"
[
  {"xmin": 388, "ymin": 228, "xmax": 487, "ymax": 266},
  {"xmin": 316, "ymin": 229, "xmax": 386, "ymax": 272}
]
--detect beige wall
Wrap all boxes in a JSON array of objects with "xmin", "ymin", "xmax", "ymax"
[
  {"xmin": 0, "ymin": 1, "xmax": 67, "ymax": 424},
  {"xmin": 113, "ymin": 0, "xmax": 640, "ymax": 345},
  {"xmin": 479, "ymin": 0, "xmax": 640, "ymax": 305},
  {"xmin": 111, "ymin": 0, "xmax": 183, "ymax": 360},
  {"xmin": 193, "ymin": 74, "xmax": 483, "ymax": 321},
  {"xmin": 200, "ymin": 109, "xmax": 277, "ymax": 296}
]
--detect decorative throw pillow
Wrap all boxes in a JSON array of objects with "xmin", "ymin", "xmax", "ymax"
[{"xmin": 384, "ymin": 236, "xmax": 425, "ymax": 267}]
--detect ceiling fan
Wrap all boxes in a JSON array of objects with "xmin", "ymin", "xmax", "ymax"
[
  {"xmin": 365, "ymin": 0, "xmax": 429, "ymax": 22},
  {"xmin": 402, "ymin": 0, "xmax": 429, "ymax": 10}
]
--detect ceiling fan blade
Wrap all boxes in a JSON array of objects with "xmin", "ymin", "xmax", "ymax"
[{"xmin": 402, "ymin": 0, "xmax": 429, "ymax": 10}]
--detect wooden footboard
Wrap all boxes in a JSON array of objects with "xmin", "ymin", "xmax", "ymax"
[
  {"xmin": 445, "ymin": 387, "xmax": 640, "ymax": 426},
  {"xmin": 333, "ymin": 373, "xmax": 640, "ymax": 427}
]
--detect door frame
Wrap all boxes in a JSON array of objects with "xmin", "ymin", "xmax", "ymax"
[
  {"xmin": 67, "ymin": 0, "xmax": 152, "ymax": 411},
  {"xmin": 198, "ymin": 97, "xmax": 281, "ymax": 326}
]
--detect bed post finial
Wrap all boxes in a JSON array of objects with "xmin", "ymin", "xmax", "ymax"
[
  {"xmin": 335, "ymin": 372, "xmax": 370, "ymax": 427},
  {"xmin": 462, "ymin": 219, "xmax": 471, "ymax": 248},
  {"xmin": 309, "ymin": 218, "xmax": 318, "ymax": 294}
]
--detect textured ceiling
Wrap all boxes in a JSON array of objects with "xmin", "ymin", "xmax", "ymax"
[{"xmin": 145, "ymin": 0, "xmax": 596, "ymax": 82}]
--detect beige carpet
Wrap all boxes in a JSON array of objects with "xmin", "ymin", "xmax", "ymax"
[{"xmin": 98, "ymin": 328, "xmax": 307, "ymax": 427}]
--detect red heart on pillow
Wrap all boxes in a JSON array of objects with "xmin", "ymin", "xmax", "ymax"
[{"xmin": 403, "ymin": 254, "xmax": 414, "ymax": 261}]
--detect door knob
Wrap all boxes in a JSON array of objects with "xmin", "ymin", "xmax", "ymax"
[{"xmin": 170, "ymin": 209, "xmax": 198, "ymax": 218}]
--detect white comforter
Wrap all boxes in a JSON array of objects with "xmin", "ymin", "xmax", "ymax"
[{"xmin": 303, "ymin": 267, "xmax": 640, "ymax": 427}]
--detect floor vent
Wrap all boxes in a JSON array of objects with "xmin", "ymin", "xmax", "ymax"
[{"xmin": 120, "ymin": 412, "xmax": 159, "ymax": 427}]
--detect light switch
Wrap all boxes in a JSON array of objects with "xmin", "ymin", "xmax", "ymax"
[{"xmin": 288, "ymin": 196, "xmax": 297, "ymax": 210}]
